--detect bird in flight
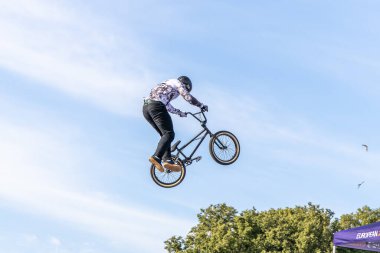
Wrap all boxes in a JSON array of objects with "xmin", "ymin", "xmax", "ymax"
[
  {"xmin": 362, "ymin": 144, "xmax": 368, "ymax": 152},
  {"xmin": 358, "ymin": 181, "xmax": 365, "ymax": 189}
]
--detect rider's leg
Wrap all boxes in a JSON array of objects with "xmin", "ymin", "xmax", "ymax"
[
  {"xmin": 143, "ymin": 105, "xmax": 163, "ymax": 136},
  {"xmin": 162, "ymin": 147, "xmax": 171, "ymax": 161},
  {"xmin": 143, "ymin": 102, "xmax": 180, "ymax": 171},
  {"xmin": 143, "ymin": 103, "xmax": 166, "ymax": 172},
  {"xmin": 148, "ymin": 103, "xmax": 175, "ymax": 159},
  {"xmin": 144, "ymin": 102, "xmax": 182, "ymax": 172}
]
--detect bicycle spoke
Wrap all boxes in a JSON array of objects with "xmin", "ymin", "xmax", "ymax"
[
  {"xmin": 151, "ymin": 163, "xmax": 184, "ymax": 188},
  {"xmin": 156, "ymin": 170, "xmax": 180, "ymax": 183},
  {"xmin": 210, "ymin": 131, "xmax": 240, "ymax": 165}
]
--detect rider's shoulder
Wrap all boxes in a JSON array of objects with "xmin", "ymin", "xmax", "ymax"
[
  {"xmin": 163, "ymin": 79, "xmax": 182, "ymax": 88},
  {"xmin": 164, "ymin": 79, "xmax": 181, "ymax": 85}
]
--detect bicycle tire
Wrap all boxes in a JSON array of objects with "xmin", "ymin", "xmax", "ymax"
[
  {"xmin": 209, "ymin": 131, "xmax": 240, "ymax": 165},
  {"xmin": 150, "ymin": 158, "xmax": 186, "ymax": 188}
]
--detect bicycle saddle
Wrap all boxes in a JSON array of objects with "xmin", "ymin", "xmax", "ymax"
[{"xmin": 171, "ymin": 140, "xmax": 181, "ymax": 152}]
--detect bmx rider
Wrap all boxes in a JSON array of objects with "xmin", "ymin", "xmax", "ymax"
[{"xmin": 143, "ymin": 76, "xmax": 208, "ymax": 172}]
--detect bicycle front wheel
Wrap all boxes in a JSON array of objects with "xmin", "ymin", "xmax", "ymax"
[
  {"xmin": 150, "ymin": 158, "xmax": 186, "ymax": 188},
  {"xmin": 209, "ymin": 131, "xmax": 240, "ymax": 165}
]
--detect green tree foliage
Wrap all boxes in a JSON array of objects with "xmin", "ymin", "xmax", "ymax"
[
  {"xmin": 254, "ymin": 203, "xmax": 334, "ymax": 253},
  {"xmin": 165, "ymin": 203, "xmax": 336, "ymax": 253},
  {"xmin": 165, "ymin": 204, "xmax": 380, "ymax": 253},
  {"xmin": 338, "ymin": 206, "xmax": 380, "ymax": 230},
  {"xmin": 165, "ymin": 236, "xmax": 185, "ymax": 253}
]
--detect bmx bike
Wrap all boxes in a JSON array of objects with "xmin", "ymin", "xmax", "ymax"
[{"xmin": 150, "ymin": 110, "xmax": 240, "ymax": 188}]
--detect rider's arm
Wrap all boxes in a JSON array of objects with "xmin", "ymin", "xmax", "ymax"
[
  {"xmin": 166, "ymin": 102, "xmax": 186, "ymax": 117},
  {"xmin": 178, "ymin": 84, "xmax": 205, "ymax": 108}
]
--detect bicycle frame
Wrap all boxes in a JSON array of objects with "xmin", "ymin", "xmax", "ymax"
[
  {"xmin": 151, "ymin": 110, "xmax": 240, "ymax": 188},
  {"xmin": 173, "ymin": 111, "xmax": 213, "ymax": 165}
]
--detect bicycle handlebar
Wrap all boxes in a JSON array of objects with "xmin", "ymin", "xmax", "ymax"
[{"xmin": 186, "ymin": 110, "xmax": 207, "ymax": 124}]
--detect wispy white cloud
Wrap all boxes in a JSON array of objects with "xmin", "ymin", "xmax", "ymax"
[
  {"xmin": 0, "ymin": 116, "xmax": 193, "ymax": 253},
  {"xmin": 0, "ymin": 0, "xmax": 153, "ymax": 117},
  {"xmin": 50, "ymin": 236, "xmax": 61, "ymax": 247},
  {"xmin": 196, "ymin": 86, "xmax": 380, "ymax": 180},
  {"xmin": 24, "ymin": 234, "xmax": 39, "ymax": 244},
  {"xmin": 2, "ymin": 2, "xmax": 379, "ymax": 251},
  {"xmin": 263, "ymin": 30, "xmax": 380, "ymax": 97}
]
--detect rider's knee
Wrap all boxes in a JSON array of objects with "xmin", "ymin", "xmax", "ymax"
[{"xmin": 167, "ymin": 131, "xmax": 175, "ymax": 142}]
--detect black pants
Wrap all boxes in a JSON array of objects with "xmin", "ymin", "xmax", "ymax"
[{"xmin": 143, "ymin": 100, "xmax": 175, "ymax": 161}]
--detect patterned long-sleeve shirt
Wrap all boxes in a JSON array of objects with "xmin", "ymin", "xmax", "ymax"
[{"xmin": 146, "ymin": 79, "xmax": 204, "ymax": 115}]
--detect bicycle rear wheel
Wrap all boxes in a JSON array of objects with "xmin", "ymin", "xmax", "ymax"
[
  {"xmin": 150, "ymin": 158, "xmax": 186, "ymax": 188},
  {"xmin": 209, "ymin": 131, "xmax": 240, "ymax": 165}
]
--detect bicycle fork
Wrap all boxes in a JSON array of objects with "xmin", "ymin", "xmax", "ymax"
[{"xmin": 213, "ymin": 137, "xmax": 228, "ymax": 150}]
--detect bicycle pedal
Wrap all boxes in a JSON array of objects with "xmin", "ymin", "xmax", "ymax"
[{"xmin": 195, "ymin": 156, "xmax": 202, "ymax": 162}]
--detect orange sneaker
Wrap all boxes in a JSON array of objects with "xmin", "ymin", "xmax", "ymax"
[
  {"xmin": 163, "ymin": 160, "xmax": 181, "ymax": 172},
  {"xmin": 149, "ymin": 156, "xmax": 164, "ymax": 172}
]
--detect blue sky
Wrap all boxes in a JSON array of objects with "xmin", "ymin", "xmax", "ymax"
[{"xmin": 1, "ymin": 0, "xmax": 380, "ymax": 252}]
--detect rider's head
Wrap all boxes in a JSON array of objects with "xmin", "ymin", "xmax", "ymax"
[{"xmin": 178, "ymin": 76, "xmax": 192, "ymax": 92}]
